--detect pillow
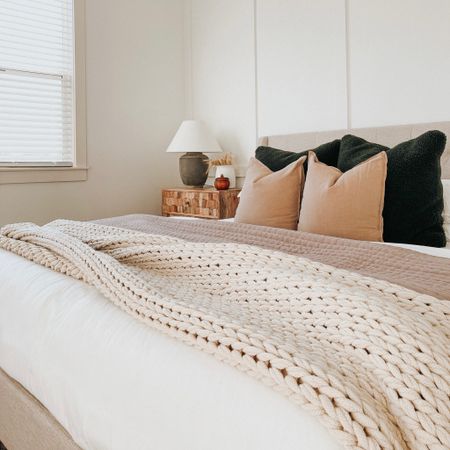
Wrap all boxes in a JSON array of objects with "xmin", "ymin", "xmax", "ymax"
[
  {"xmin": 298, "ymin": 151, "xmax": 387, "ymax": 241},
  {"xmin": 338, "ymin": 131, "xmax": 447, "ymax": 247},
  {"xmin": 255, "ymin": 139, "xmax": 340, "ymax": 172},
  {"xmin": 235, "ymin": 156, "xmax": 306, "ymax": 230}
]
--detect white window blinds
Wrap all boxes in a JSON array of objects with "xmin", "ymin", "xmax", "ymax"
[{"xmin": 0, "ymin": 0, "xmax": 74, "ymax": 166}]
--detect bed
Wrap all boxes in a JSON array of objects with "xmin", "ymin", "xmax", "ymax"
[{"xmin": 1, "ymin": 122, "xmax": 449, "ymax": 450}]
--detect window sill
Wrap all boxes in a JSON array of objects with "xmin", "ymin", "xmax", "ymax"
[{"xmin": 0, "ymin": 166, "xmax": 88, "ymax": 185}]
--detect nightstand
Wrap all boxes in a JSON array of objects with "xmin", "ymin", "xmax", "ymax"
[{"xmin": 162, "ymin": 187, "xmax": 240, "ymax": 220}]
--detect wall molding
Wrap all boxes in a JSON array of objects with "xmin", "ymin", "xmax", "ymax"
[
  {"xmin": 253, "ymin": 0, "xmax": 259, "ymax": 144},
  {"xmin": 183, "ymin": 0, "xmax": 194, "ymax": 118},
  {"xmin": 344, "ymin": 0, "xmax": 352, "ymax": 129}
]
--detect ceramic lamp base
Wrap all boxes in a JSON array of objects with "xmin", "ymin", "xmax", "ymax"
[{"xmin": 179, "ymin": 152, "xmax": 209, "ymax": 187}]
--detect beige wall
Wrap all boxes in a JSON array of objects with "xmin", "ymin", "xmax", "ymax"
[{"xmin": 0, "ymin": 0, "xmax": 185, "ymax": 225}]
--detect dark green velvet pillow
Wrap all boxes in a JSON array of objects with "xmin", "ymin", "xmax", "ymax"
[
  {"xmin": 255, "ymin": 139, "xmax": 340, "ymax": 172},
  {"xmin": 338, "ymin": 131, "xmax": 446, "ymax": 247}
]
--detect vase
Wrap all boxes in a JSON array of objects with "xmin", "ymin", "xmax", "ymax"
[
  {"xmin": 214, "ymin": 175, "xmax": 230, "ymax": 190},
  {"xmin": 215, "ymin": 165, "xmax": 236, "ymax": 188}
]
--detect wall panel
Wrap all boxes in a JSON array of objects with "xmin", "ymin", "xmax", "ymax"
[
  {"xmin": 190, "ymin": 0, "xmax": 257, "ymax": 170},
  {"xmin": 256, "ymin": 0, "xmax": 348, "ymax": 137},
  {"xmin": 348, "ymin": 0, "xmax": 450, "ymax": 128}
]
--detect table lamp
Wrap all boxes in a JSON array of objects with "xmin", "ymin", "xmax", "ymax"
[{"xmin": 167, "ymin": 120, "xmax": 222, "ymax": 187}]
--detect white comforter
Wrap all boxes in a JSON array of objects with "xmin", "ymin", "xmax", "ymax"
[
  {"xmin": 1, "ymin": 233, "xmax": 449, "ymax": 450},
  {"xmin": 0, "ymin": 248, "xmax": 342, "ymax": 450}
]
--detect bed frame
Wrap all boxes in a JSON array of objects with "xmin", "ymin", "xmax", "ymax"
[
  {"xmin": 0, "ymin": 369, "xmax": 80, "ymax": 450},
  {"xmin": 259, "ymin": 121, "xmax": 450, "ymax": 179},
  {"xmin": 1, "ymin": 120, "xmax": 449, "ymax": 450}
]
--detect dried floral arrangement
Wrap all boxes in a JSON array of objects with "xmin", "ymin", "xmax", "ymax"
[{"xmin": 208, "ymin": 153, "xmax": 233, "ymax": 168}]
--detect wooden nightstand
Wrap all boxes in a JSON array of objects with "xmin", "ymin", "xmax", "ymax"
[{"xmin": 162, "ymin": 187, "xmax": 240, "ymax": 220}]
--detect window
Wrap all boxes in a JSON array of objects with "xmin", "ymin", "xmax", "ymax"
[{"xmin": 0, "ymin": 0, "xmax": 86, "ymax": 184}]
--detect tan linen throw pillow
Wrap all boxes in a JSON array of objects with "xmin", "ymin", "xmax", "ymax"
[
  {"xmin": 298, "ymin": 151, "xmax": 387, "ymax": 241},
  {"xmin": 235, "ymin": 156, "xmax": 306, "ymax": 230}
]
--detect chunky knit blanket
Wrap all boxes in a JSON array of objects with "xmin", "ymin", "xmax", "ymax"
[
  {"xmin": 1, "ymin": 219, "xmax": 449, "ymax": 450},
  {"xmin": 97, "ymin": 215, "xmax": 450, "ymax": 301}
]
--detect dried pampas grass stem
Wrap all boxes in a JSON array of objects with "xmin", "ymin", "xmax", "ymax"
[{"xmin": 209, "ymin": 153, "xmax": 233, "ymax": 168}]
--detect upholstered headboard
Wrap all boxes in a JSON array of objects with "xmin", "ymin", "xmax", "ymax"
[{"xmin": 259, "ymin": 121, "xmax": 450, "ymax": 179}]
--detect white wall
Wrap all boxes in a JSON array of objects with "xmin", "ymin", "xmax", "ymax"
[
  {"xmin": 187, "ymin": 0, "xmax": 450, "ymax": 166},
  {"xmin": 256, "ymin": 0, "xmax": 347, "ymax": 136},
  {"xmin": 0, "ymin": 0, "xmax": 185, "ymax": 225},
  {"xmin": 189, "ymin": 0, "xmax": 256, "ymax": 170},
  {"xmin": 348, "ymin": 0, "xmax": 450, "ymax": 128},
  {"xmin": 3, "ymin": 0, "xmax": 450, "ymax": 224}
]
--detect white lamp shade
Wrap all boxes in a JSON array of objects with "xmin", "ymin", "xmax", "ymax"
[{"xmin": 166, "ymin": 120, "xmax": 222, "ymax": 153}]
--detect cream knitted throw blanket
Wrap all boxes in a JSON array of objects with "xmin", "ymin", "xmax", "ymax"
[{"xmin": 1, "ymin": 220, "xmax": 449, "ymax": 450}]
